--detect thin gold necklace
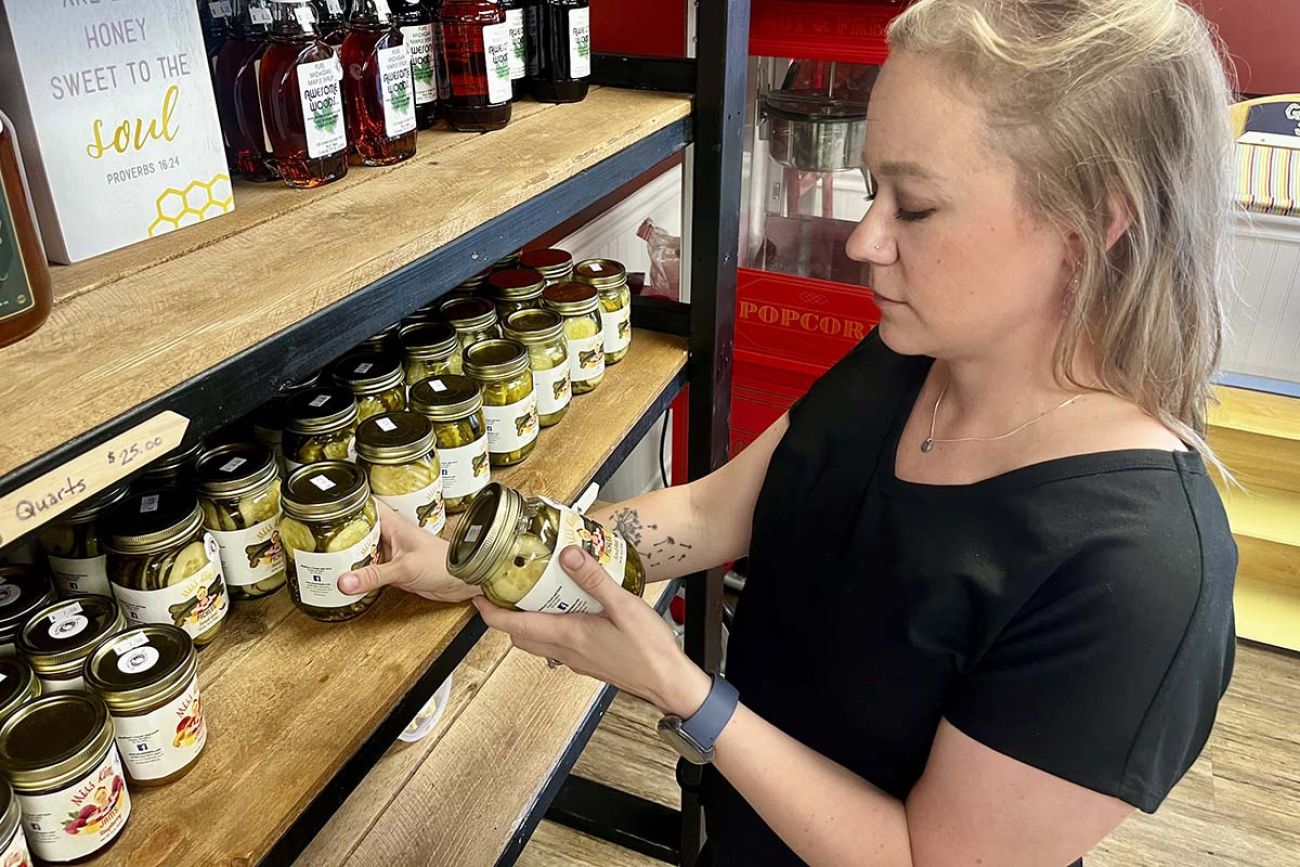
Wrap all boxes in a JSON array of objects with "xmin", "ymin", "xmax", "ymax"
[{"xmin": 921, "ymin": 384, "xmax": 1084, "ymax": 453}]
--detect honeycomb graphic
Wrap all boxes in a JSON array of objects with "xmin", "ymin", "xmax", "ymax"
[{"xmin": 147, "ymin": 174, "xmax": 234, "ymax": 237}]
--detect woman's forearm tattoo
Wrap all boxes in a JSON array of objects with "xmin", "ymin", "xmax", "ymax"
[
  {"xmin": 611, "ymin": 507, "xmax": 652, "ymax": 549},
  {"xmin": 611, "ymin": 507, "xmax": 693, "ymax": 568}
]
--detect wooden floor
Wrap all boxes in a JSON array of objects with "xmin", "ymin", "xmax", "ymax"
[{"xmin": 521, "ymin": 643, "xmax": 1300, "ymax": 866}]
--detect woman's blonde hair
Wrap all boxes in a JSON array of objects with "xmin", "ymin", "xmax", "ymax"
[{"xmin": 889, "ymin": 0, "xmax": 1235, "ymax": 455}]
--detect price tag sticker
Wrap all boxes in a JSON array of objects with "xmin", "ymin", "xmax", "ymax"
[
  {"xmin": 327, "ymin": 0, "xmax": 344, "ymax": 13},
  {"xmin": 209, "ymin": 1, "xmax": 233, "ymax": 17},
  {"xmin": 250, "ymin": 6, "xmax": 273, "ymax": 25},
  {"xmin": 589, "ymin": 262, "xmax": 604, "ymax": 272},
  {"xmin": 220, "ymin": 457, "xmax": 247, "ymax": 474},
  {"xmin": 354, "ymin": 362, "xmax": 374, "ymax": 375},
  {"xmin": 50, "ymin": 602, "xmax": 83, "ymax": 622},
  {"xmin": 309, "ymin": 394, "xmax": 331, "ymax": 408},
  {"xmin": 113, "ymin": 633, "xmax": 151, "ymax": 656},
  {"xmin": 465, "ymin": 524, "xmax": 482, "ymax": 543},
  {"xmin": 431, "ymin": 380, "xmax": 448, "ymax": 393},
  {"xmin": 376, "ymin": 417, "xmax": 397, "ymax": 432},
  {"xmin": 310, "ymin": 475, "xmax": 336, "ymax": 492},
  {"xmin": 140, "ymin": 495, "xmax": 160, "ymax": 514}
]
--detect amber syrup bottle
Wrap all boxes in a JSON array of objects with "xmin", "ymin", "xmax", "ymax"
[
  {"xmin": 214, "ymin": 0, "xmax": 279, "ymax": 181},
  {"xmin": 0, "ymin": 111, "xmax": 53, "ymax": 349},
  {"xmin": 199, "ymin": 0, "xmax": 234, "ymax": 65},
  {"xmin": 393, "ymin": 0, "xmax": 438, "ymax": 128},
  {"xmin": 313, "ymin": 0, "xmax": 349, "ymax": 46},
  {"xmin": 437, "ymin": 0, "xmax": 512, "ymax": 131},
  {"xmin": 342, "ymin": 0, "xmax": 418, "ymax": 165},
  {"xmin": 501, "ymin": 0, "xmax": 527, "ymax": 99},
  {"xmin": 260, "ymin": 0, "xmax": 349, "ymax": 188},
  {"xmin": 525, "ymin": 0, "xmax": 589, "ymax": 104}
]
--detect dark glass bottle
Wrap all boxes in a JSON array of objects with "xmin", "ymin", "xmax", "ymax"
[
  {"xmin": 342, "ymin": 0, "xmax": 419, "ymax": 165},
  {"xmin": 501, "ymin": 0, "xmax": 527, "ymax": 97},
  {"xmin": 393, "ymin": 0, "xmax": 438, "ymax": 129},
  {"xmin": 260, "ymin": 0, "xmax": 350, "ymax": 188},
  {"xmin": 313, "ymin": 0, "xmax": 350, "ymax": 45},
  {"xmin": 198, "ymin": 0, "xmax": 234, "ymax": 64},
  {"xmin": 0, "ymin": 111, "xmax": 53, "ymax": 349},
  {"xmin": 437, "ymin": 0, "xmax": 513, "ymax": 132},
  {"xmin": 214, "ymin": 0, "xmax": 279, "ymax": 181},
  {"xmin": 525, "ymin": 0, "xmax": 589, "ymax": 104}
]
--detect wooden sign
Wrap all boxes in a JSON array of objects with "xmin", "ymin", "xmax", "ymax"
[{"xmin": 0, "ymin": 410, "xmax": 189, "ymax": 546}]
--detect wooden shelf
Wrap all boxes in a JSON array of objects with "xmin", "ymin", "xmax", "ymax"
[
  {"xmin": 1210, "ymin": 386, "xmax": 1300, "ymax": 443},
  {"xmin": 0, "ymin": 87, "xmax": 692, "ymax": 543},
  {"xmin": 1235, "ymin": 577, "xmax": 1300, "ymax": 652},
  {"xmin": 83, "ymin": 331, "xmax": 687, "ymax": 866}
]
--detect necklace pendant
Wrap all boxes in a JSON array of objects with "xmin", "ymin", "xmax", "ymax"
[{"xmin": 921, "ymin": 438, "xmax": 935, "ymax": 454}]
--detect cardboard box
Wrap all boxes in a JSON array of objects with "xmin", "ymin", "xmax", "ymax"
[{"xmin": 0, "ymin": 1, "xmax": 233, "ymax": 263}]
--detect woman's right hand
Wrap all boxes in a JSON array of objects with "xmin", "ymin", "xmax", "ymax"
[{"xmin": 337, "ymin": 500, "xmax": 482, "ymax": 603}]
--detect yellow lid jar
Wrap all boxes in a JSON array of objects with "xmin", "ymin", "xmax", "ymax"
[
  {"xmin": 356, "ymin": 412, "xmax": 446, "ymax": 536},
  {"xmin": 542, "ymin": 282, "xmax": 606, "ymax": 393},
  {"xmin": 400, "ymin": 321, "xmax": 463, "ymax": 387},
  {"xmin": 17, "ymin": 596, "xmax": 125, "ymax": 695},
  {"xmin": 575, "ymin": 258, "xmax": 633, "ymax": 365},
  {"xmin": 0, "ymin": 567, "xmax": 56, "ymax": 659},
  {"xmin": 409, "ymin": 375, "xmax": 491, "ymax": 514},
  {"xmin": 194, "ymin": 443, "xmax": 288, "ymax": 600},
  {"xmin": 36, "ymin": 484, "xmax": 129, "ymax": 599},
  {"xmin": 84, "ymin": 625, "xmax": 205, "ymax": 787},
  {"xmin": 282, "ymin": 387, "xmax": 360, "ymax": 473},
  {"xmin": 463, "ymin": 339, "xmax": 540, "ymax": 467},
  {"xmin": 503, "ymin": 308, "xmax": 572, "ymax": 427}
]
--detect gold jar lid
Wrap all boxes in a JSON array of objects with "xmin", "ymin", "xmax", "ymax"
[
  {"xmin": 493, "ymin": 250, "xmax": 522, "ymax": 270},
  {"xmin": 195, "ymin": 443, "xmax": 278, "ymax": 499},
  {"xmin": 283, "ymin": 462, "xmax": 371, "ymax": 522},
  {"xmin": 0, "ymin": 693, "xmax": 115, "ymax": 792},
  {"xmin": 409, "ymin": 375, "xmax": 483, "ymax": 422},
  {"xmin": 441, "ymin": 296, "xmax": 498, "ymax": 331},
  {"xmin": 283, "ymin": 387, "xmax": 359, "ymax": 436},
  {"xmin": 288, "ymin": 369, "xmax": 324, "ymax": 391},
  {"xmin": 459, "ymin": 267, "xmax": 492, "ymax": 290},
  {"xmin": 357, "ymin": 322, "xmax": 400, "ymax": 354},
  {"xmin": 504, "ymin": 308, "xmax": 565, "ymax": 345},
  {"xmin": 519, "ymin": 249, "xmax": 574, "ymax": 280},
  {"xmin": 104, "ymin": 489, "xmax": 203, "ymax": 556},
  {"xmin": 18, "ymin": 596, "xmax": 125, "ymax": 678},
  {"xmin": 0, "ymin": 778, "xmax": 19, "ymax": 848},
  {"xmin": 56, "ymin": 483, "xmax": 130, "ymax": 526},
  {"xmin": 252, "ymin": 397, "xmax": 287, "ymax": 439},
  {"xmin": 0, "ymin": 567, "xmax": 58, "ymax": 642},
  {"xmin": 574, "ymin": 258, "xmax": 628, "ymax": 290},
  {"xmin": 400, "ymin": 321, "xmax": 460, "ymax": 361},
  {"xmin": 331, "ymin": 351, "xmax": 405, "ymax": 397},
  {"xmin": 447, "ymin": 483, "xmax": 522, "ymax": 585},
  {"xmin": 463, "ymin": 339, "xmax": 530, "ymax": 381},
  {"xmin": 487, "ymin": 268, "xmax": 546, "ymax": 302},
  {"xmin": 356, "ymin": 412, "xmax": 436, "ymax": 465},
  {"xmin": 85, "ymin": 624, "xmax": 196, "ymax": 716},
  {"xmin": 139, "ymin": 440, "xmax": 206, "ymax": 483},
  {"xmin": 542, "ymin": 282, "xmax": 600, "ymax": 315},
  {"xmin": 0, "ymin": 658, "xmax": 39, "ymax": 723}
]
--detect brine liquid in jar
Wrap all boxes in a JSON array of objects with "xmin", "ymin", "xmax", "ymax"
[
  {"xmin": 394, "ymin": 0, "xmax": 439, "ymax": 128},
  {"xmin": 260, "ymin": 0, "xmax": 349, "ymax": 188},
  {"xmin": 213, "ymin": 0, "xmax": 279, "ymax": 181},
  {"xmin": 437, "ymin": 0, "xmax": 512, "ymax": 131},
  {"xmin": 342, "ymin": 0, "xmax": 419, "ymax": 166}
]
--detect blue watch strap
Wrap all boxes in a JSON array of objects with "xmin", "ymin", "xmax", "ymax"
[{"xmin": 680, "ymin": 674, "xmax": 739, "ymax": 751}]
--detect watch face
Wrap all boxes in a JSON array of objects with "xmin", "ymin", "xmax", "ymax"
[{"xmin": 658, "ymin": 716, "xmax": 712, "ymax": 765}]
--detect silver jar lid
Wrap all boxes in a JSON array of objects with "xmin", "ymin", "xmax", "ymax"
[{"xmin": 446, "ymin": 483, "xmax": 522, "ymax": 585}]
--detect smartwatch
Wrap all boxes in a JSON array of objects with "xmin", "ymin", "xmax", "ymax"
[{"xmin": 657, "ymin": 674, "xmax": 739, "ymax": 765}]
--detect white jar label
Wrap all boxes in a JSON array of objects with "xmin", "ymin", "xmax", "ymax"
[
  {"xmin": 483, "ymin": 393, "xmax": 539, "ymax": 455},
  {"xmin": 569, "ymin": 7, "xmax": 591, "ymax": 79},
  {"xmin": 209, "ymin": 514, "xmax": 285, "ymax": 588},
  {"xmin": 209, "ymin": 0, "xmax": 233, "ymax": 17},
  {"xmin": 48, "ymin": 554, "xmax": 114, "ymax": 597},
  {"xmin": 293, "ymin": 520, "xmax": 381, "ymax": 608},
  {"xmin": 47, "ymin": 610, "xmax": 88, "ymax": 641},
  {"xmin": 297, "ymin": 57, "xmax": 347, "ymax": 159},
  {"xmin": 402, "ymin": 24, "xmax": 437, "ymax": 105},
  {"xmin": 516, "ymin": 503, "xmax": 630, "ymax": 614},
  {"xmin": 378, "ymin": 45, "xmax": 417, "ymax": 138},
  {"xmin": 568, "ymin": 332, "xmax": 606, "ymax": 383},
  {"xmin": 505, "ymin": 7, "xmax": 526, "ymax": 80},
  {"xmin": 38, "ymin": 674, "xmax": 86, "ymax": 695},
  {"xmin": 376, "ymin": 481, "xmax": 445, "ymax": 536},
  {"xmin": 111, "ymin": 539, "xmax": 229, "ymax": 641},
  {"xmin": 438, "ymin": 437, "xmax": 491, "ymax": 500},
  {"xmin": 483, "ymin": 21, "xmax": 513, "ymax": 105},
  {"xmin": 17, "ymin": 747, "xmax": 130, "ymax": 862},
  {"xmin": 0, "ymin": 824, "xmax": 31, "ymax": 867},
  {"xmin": 533, "ymin": 363, "xmax": 572, "ymax": 417},
  {"xmin": 603, "ymin": 303, "xmax": 632, "ymax": 354},
  {"xmin": 113, "ymin": 675, "xmax": 205, "ymax": 783}
]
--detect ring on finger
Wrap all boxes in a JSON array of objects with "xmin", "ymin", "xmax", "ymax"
[{"xmin": 546, "ymin": 657, "xmax": 563, "ymax": 670}]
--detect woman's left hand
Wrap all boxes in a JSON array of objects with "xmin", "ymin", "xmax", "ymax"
[{"xmin": 472, "ymin": 546, "xmax": 713, "ymax": 718}]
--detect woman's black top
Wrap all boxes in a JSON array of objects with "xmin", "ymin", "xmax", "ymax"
[{"xmin": 701, "ymin": 332, "xmax": 1237, "ymax": 865}]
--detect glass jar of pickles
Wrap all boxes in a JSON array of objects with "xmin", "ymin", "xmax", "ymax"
[
  {"xmin": 575, "ymin": 258, "xmax": 632, "ymax": 365},
  {"xmin": 447, "ymin": 483, "xmax": 645, "ymax": 612},
  {"xmin": 409, "ymin": 376, "xmax": 491, "ymax": 513},
  {"xmin": 280, "ymin": 463, "xmax": 383, "ymax": 622},
  {"xmin": 487, "ymin": 268, "xmax": 546, "ymax": 320},
  {"xmin": 194, "ymin": 444, "xmax": 287, "ymax": 600},
  {"xmin": 103, "ymin": 490, "xmax": 230, "ymax": 647},
  {"xmin": 400, "ymin": 321, "xmax": 463, "ymax": 386},
  {"xmin": 519, "ymin": 248, "xmax": 574, "ymax": 285},
  {"xmin": 0, "ymin": 658, "xmax": 39, "ymax": 725},
  {"xmin": 357, "ymin": 321, "xmax": 401, "ymax": 355},
  {"xmin": 36, "ymin": 484, "xmax": 128, "ymax": 598},
  {"xmin": 441, "ymin": 296, "xmax": 502, "ymax": 351},
  {"xmin": 134, "ymin": 441, "xmax": 206, "ymax": 492},
  {"xmin": 17, "ymin": 597, "xmax": 125, "ymax": 695},
  {"xmin": 493, "ymin": 250, "xmax": 522, "ymax": 270},
  {"xmin": 504, "ymin": 308, "xmax": 571, "ymax": 427},
  {"xmin": 356, "ymin": 413, "xmax": 445, "ymax": 536},
  {"xmin": 0, "ymin": 567, "xmax": 56, "ymax": 659},
  {"xmin": 84, "ymin": 625, "xmax": 205, "ymax": 787},
  {"xmin": 543, "ymin": 282, "xmax": 606, "ymax": 393},
  {"xmin": 0, "ymin": 780, "xmax": 31, "ymax": 867},
  {"xmin": 0, "ymin": 693, "xmax": 130, "ymax": 863},
  {"xmin": 331, "ymin": 352, "xmax": 408, "ymax": 421},
  {"xmin": 463, "ymin": 339, "xmax": 540, "ymax": 467},
  {"xmin": 282, "ymin": 387, "xmax": 360, "ymax": 473}
]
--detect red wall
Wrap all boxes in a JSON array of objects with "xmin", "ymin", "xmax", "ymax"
[
  {"xmin": 590, "ymin": 0, "xmax": 687, "ymax": 57},
  {"xmin": 1191, "ymin": 0, "xmax": 1300, "ymax": 95}
]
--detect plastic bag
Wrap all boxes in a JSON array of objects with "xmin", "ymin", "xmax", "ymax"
[{"xmin": 637, "ymin": 218, "xmax": 680, "ymax": 300}]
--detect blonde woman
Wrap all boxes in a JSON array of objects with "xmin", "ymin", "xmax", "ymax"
[{"xmin": 342, "ymin": 1, "xmax": 1238, "ymax": 863}]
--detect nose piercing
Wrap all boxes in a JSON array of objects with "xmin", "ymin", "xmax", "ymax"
[{"xmin": 874, "ymin": 243, "xmax": 882, "ymax": 251}]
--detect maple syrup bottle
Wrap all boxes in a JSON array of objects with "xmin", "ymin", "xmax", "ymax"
[
  {"xmin": 314, "ymin": 0, "xmax": 349, "ymax": 45},
  {"xmin": 501, "ymin": 0, "xmax": 527, "ymax": 98},
  {"xmin": 199, "ymin": 0, "xmax": 235, "ymax": 64},
  {"xmin": 342, "ymin": 0, "xmax": 418, "ymax": 165},
  {"xmin": 437, "ymin": 0, "xmax": 513, "ymax": 131},
  {"xmin": 0, "ymin": 111, "xmax": 53, "ymax": 349},
  {"xmin": 525, "ymin": 0, "xmax": 589, "ymax": 103},
  {"xmin": 214, "ymin": 0, "xmax": 279, "ymax": 181},
  {"xmin": 393, "ymin": 0, "xmax": 438, "ymax": 128},
  {"xmin": 260, "ymin": 0, "xmax": 349, "ymax": 188}
]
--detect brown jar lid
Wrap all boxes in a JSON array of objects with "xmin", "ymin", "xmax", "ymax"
[
  {"xmin": 542, "ymin": 282, "xmax": 600, "ymax": 315},
  {"xmin": 441, "ymin": 296, "xmax": 498, "ymax": 330},
  {"xmin": 574, "ymin": 258, "xmax": 628, "ymax": 290},
  {"xmin": 519, "ymin": 249, "xmax": 574, "ymax": 278},
  {"xmin": 487, "ymin": 268, "xmax": 546, "ymax": 301}
]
